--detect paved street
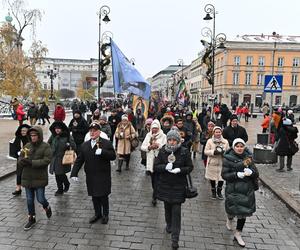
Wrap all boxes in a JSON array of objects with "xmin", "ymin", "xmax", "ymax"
[{"xmin": 0, "ymin": 145, "xmax": 300, "ymax": 249}]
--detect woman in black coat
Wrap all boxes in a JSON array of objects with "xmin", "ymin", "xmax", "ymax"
[
  {"xmin": 48, "ymin": 121, "xmax": 76, "ymax": 196},
  {"xmin": 275, "ymin": 118, "xmax": 298, "ymax": 171},
  {"xmin": 222, "ymin": 138, "xmax": 258, "ymax": 247},
  {"xmin": 154, "ymin": 129, "xmax": 193, "ymax": 250},
  {"xmin": 68, "ymin": 110, "xmax": 89, "ymax": 154},
  {"xmin": 11, "ymin": 124, "xmax": 31, "ymax": 195},
  {"xmin": 70, "ymin": 122, "xmax": 116, "ymax": 225}
]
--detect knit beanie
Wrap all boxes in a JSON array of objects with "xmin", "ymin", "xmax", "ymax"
[
  {"xmin": 230, "ymin": 114, "xmax": 238, "ymax": 121},
  {"xmin": 166, "ymin": 129, "xmax": 181, "ymax": 143},
  {"xmin": 232, "ymin": 138, "xmax": 246, "ymax": 148}
]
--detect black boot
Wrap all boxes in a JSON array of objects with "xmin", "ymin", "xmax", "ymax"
[
  {"xmin": 64, "ymin": 181, "xmax": 70, "ymax": 192},
  {"xmin": 172, "ymin": 240, "xmax": 179, "ymax": 249},
  {"xmin": 193, "ymin": 151, "xmax": 196, "ymax": 159},
  {"xmin": 45, "ymin": 206, "xmax": 52, "ymax": 219},
  {"xmin": 116, "ymin": 160, "xmax": 122, "ymax": 172},
  {"xmin": 24, "ymin": 215, "xmax": 36, "ymax": 231},
  {"xmin": 125, "ymin": 163, "xmax": 129, "ymax": 170},
  {"xmin": 211, "ymin": 188, "xmax": 217, "ymax": 199},
  {"xmin": 12, "ymin": 189, "xmax": 22, "ymax": 196},
  {"xmin": 217, "ymin": 188, "xmax": 224, "ymax": 200}
]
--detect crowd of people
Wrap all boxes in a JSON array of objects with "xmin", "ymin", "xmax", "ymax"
[{"xmin": 8, "ymin": 98, "xmax": 299, "ymax": 249}]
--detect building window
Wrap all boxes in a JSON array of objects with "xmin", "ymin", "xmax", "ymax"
[
  {"xmin": 257, "ymin": 73, "xmax": 264, "ymax": 85},
  {"xmin": 292, "ymin": 74, "xmax": 298, "ymax": 86},
  {"xmin": 233, "ymin": 72, "xmax": 239, "ymax": 85},
  {"xmin": 43, "ymin": 84, "xmax": 47, "ymax": 89},
  {"xmin": 278, "ymin": 57, "xmax": 284, "ymax": 67},
  {"xmin": 293, "ymin": 58, "xmax": 300, "ymax": 67},
  {"xmin": 246, "ymin": 56, "xmax": 253, "ymax": 66},
  {"xmin": 234, "ymin": 56, "xmax": 240, "ymax": 66},
  {"xmin": 245, "ymin": 73, "xmax": 252, "ymax": 85},
  {"xmin": 258, "ymin": 56, "xmax": 265, "ymax": 66}
]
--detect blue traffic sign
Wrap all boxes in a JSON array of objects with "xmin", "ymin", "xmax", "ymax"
[{"xmin": 264, "ymin": 75, "xmax": 283, "ymax": 93}]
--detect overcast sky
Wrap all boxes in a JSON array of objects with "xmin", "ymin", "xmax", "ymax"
[{"xmin": 1, "ymin": 0, "xmax": 299, "ymax": 78}]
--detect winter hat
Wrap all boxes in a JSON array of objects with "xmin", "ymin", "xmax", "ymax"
[
  {"xmin": 213, "ymin": 126, "xmax": 222, "ymax": 132},
  {"xmin": 146, "ymin": 118, "xmax": 153, "ymax": 124},
  {"xmin": 283, "ymin": 118, "xmax": 292, "ymax": 126},
  {"xmin": 94, "ymin": 109, "xmax": 100, "ymax": 115},
  {"xmin": 151, "ymin": 119, "xmax": 161, "ymax": 130},
  {"xmin": 287, "ymin": 110, "xmax": 293, "ymax": 115},
  {"xmin": 166, "ymin": 129, "xmax": 181, "ymax": 143},
  {"xmin": 99, "ymin": 115, "xmax": 107, "ymax": 122},
  {"xmin": 230, "ymin": 114, "xmax": 238, "ymax": 121},
  {"xmin": 232, "ymin": 138, "xmax": 246, "ymax": 148},
  {"xmin": 121, "ymin": 114, "xmax": 128, "ymax": 120}
]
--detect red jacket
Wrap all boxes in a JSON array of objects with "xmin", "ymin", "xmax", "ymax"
[
  {"xmin": 15, "ymin": 104, "xmax": 25, "ymax": 121},
  {"xmin": 54, "ymin": 106, "xmax": 65, "ymax": 121},
  {"xmin": 242, "ymin": 107, "xmax": 249, "ymax": 114},
  {"xmin": 261, "ymin": 116, "xmax": 270, "ymax": 129}
]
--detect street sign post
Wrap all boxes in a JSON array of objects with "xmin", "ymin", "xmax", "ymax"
[{"xmin": 264, "ymin": 75, "xmax": 283, "ymax": 93}]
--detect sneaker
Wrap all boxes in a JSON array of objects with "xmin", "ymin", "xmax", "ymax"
[
  {"xmin": 226, "ymin": 218, "xmax": 233, "ymax": 231},
  {"xmin": 24, "ymin": 216, "xmax": 36, "ymax": 231},
  {"xmin": 89, "ymin": 215, "xmax": 101, "ymax": 224},
  {"xmin": 12, "ymin": 190, "xmax": 22, "ymax": 196},
  {"xmin": 234, "ymin": 231, "xmax": 246, "ymax": 247},
  {"xmin": 287, "ymin": 167, "xmax": 293, "ymax": 171},
  {"xmin": 45, "ymin": 206, "xmax": 52, "ymax": 219}
]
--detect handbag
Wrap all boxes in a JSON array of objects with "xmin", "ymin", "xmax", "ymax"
[
  {"xmin": 62, "ymin": 149, "xmax": 76, "ymax": 165},
  {"xmin": 185, "ymin": 173, "xmax": 198, "ymax": 199},
  {"xmin": 129, "ymin": 126, "xmax": 139, "ymax": 150}
]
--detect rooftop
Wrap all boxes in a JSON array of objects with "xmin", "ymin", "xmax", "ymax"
[{"xmin": 232, "ymin": 34, "xmax": 300, "ymax": 43}]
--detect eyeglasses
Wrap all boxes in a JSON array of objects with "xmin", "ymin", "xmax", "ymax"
[{"xmin": 30, "ymin": 134, "xmax": 38, "ymax": 137}]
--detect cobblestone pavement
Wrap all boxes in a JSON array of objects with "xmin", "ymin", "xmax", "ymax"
[{"xmin": 0, "ymin": 148, "xmax": 300, "ymax": 250}]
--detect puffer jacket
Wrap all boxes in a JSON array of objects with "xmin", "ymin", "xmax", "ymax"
[
  {"xmin": 222, "ymin": 148, "xmax": 258, "ymax": 217},
  {"xmin": 48, "ymin": 121, "xmax": 76, "ymax": 175},
  {"xmin": 154, "ymin": 146, "xmax": 193, "ymax": 204},
  {"xmin": 275, "ymin": 125, "xmax": 298, "ymax": 156},
  {"xmin": 19, "ymin": 126, "xmax": 52, "ymax": 188}
]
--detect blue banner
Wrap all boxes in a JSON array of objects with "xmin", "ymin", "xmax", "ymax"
[{"xmin": 110, "ymin": 38, "xmax": 151, "ymax": 100}]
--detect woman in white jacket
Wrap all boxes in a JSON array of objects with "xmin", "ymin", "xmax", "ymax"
[
  {"xmin": 204, "ymin": 126, "xmax": 229, "ymax": 200},
  {"xmin": 141, "ymin": 119, "xmax": 167, "ymax": 206}
]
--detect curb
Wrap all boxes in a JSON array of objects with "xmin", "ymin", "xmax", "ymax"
[
  {"xmin": 0, "ymin": 170, "xmax": 16, "ymax": 181},
  {"xmin": 259, "ymin": 174, "xmax": 300, "ymax": 217}
]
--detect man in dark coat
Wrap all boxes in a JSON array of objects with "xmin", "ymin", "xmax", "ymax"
[
  {"xmin": 222, "ymin": 114, "xmax": 248, "ymax": 147},
  {"xmin": 18, "ymin": 126, "xmax": 52, "ymax": 230},
  {"xmin": 70, "ymin": 122, "xmax": 116, "ymax": 224},
  {"xmin": 39, "ymin": 102, "xmax": 50, "ymax": 125},
  {"xmin": 68, "ymin": 110, "xmax": 89, "ymax": 154},
  {"xmin": 108, "ymin": 109, "xmax": 121, "ymax": 142},
  {"xmin": 27, "ymin": 102, "xmax": 39, "ymax": 125},
  {"xmin": 176, "ymin": 118, "xmax": 192, "ymax": 150}
]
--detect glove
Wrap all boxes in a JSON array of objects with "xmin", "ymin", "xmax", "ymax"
[
  {"xmin": 165, "ymin": 163, "xmax": 173, "ymax": 171},
  {"xmin": 169, "ymin": 168, "xmax": 181, "ymax": 174},
  {"xmin": 244, "ymin": 168, "xmax": 253, "ymax": 176},
  {"xmin": 243, "ymin": 157, "xmax": 252, "ymax": 166},
  {"xmin": 213, "ymin": 149, "xmax": 220, "ymax": 155},
  {"xmin": 95, "ymin": 148, "xmax": 102, "ymax": 155},
  {"xmin": 237, "ymin": 172, "xmax": 245, "ymax": 179},
  {"xmin": 71, "ymin": 177, "xmax": 79, "ymax": 182},
  {"xmin": 18, "ymin": 158, "xmax": 32, "ymax": 167}
]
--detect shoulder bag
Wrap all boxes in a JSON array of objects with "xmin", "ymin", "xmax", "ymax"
[{"xmin": 185, "ymin": 173, "xmax": 198, "ymax": 199}]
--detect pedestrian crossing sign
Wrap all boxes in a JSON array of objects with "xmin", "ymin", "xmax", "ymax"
[{"xmin": 264, "ymin": 75, "xmax": 283, "ymax": 93}]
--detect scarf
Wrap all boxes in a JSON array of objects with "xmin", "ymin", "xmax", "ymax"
[{"xmin": 165, "ymin": 143, "xmax": 181, "ymax": 153}]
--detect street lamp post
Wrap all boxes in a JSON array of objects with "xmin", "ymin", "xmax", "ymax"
[
  {"xmin": 98, "ymin": 5, "xmax": 111, "ymax": 103},
  {"xmin": 130, "ymin": 58, "xmax": 136, "ymax": 66},
  {"xmin": 47, "ymin": 66, "xmax": 58, "ymax": 100},
  {"xmin": 177, "ymin": 59, "xmax": 184, "ymax": 80},
  {"xmin": 202, "ymin": 4, "xmax": 226, "ymax": 97}
]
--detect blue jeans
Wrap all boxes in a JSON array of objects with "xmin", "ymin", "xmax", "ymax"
[{"xmin": 25, "ymin": 187, "xmax": 49, "ymax": 216}]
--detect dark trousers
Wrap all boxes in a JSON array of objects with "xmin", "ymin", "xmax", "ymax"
[
  {"xmin": 164, "ymin": 202, "xmax": 181, "ymax": 242},
  {"xmin": 25, "ymin": 187, "xmax": 49, "ymax": 216},
  {"xmin": 279, "ymin": 155, "xmax": 293, "ymax": 169},
  {"xmin": 16, "ymin": 174, "xmax": 22, "ymax": 186},
  {"xmin": 92, "ymin": 195, "xmax": 109, "ymax": 217},
  {"xmin": 228, "ymin": 216, "xmax": 246, "ymax": 231},
  {"xmin": 210, "ymin": 180, "xmax": 224, "ymax": 189},
  {"xmin": 150, "ymin": 172, "xmax": 158, "ymax": 199},
  {"xmin": 55, "ymin": 174, "xmax": 69, "ymax": 192},
  {"xmin": 262, "ymin": 128, "xmax": 267, "ymax": 133}
]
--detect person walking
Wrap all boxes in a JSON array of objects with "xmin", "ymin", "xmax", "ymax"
[
  {"xmin": 192, "ymin": 117, "xmax": 202, "ymax": 159},
  {"xmin": 275, "ymin": 118, "xmax": 298, "ymax": 172},
  {"xmin": 135, "ymin": 108, "xmax": 145, "ymax": 137},
  {"xmin": 70, "ymin": 122, "xmax": 116, "ymax": 224},
  {"xmin": 222, "ymin": 138, "xmax": 258, "ymax": 247},
  {"xmin": 154, "ymin": 129, "xmax": 193, "ymax": 250},
  {"xmin": 139, "ymin": 118, "xmax": 153, "ymax": 167},
  {"xmin": 108, "ymin": 109, "xmax": 121, "ymax": 142},
  {"xmin": 141, "ymin": 119, "xmax": 167, "ymax": 206},
  {"xmin": 48, "ymin": 121, "xmax": 76, "ymax": 196},
  {"xmin": 39, "ymin": 102, "xmax": 50, "ymax": 125},
  {"xmin": 68, "ymin": 110, "xmax": 89, "ymax": 154},
  {"xmin": 11, "ymin": 124, "xmax": 31, "ymax": 196},
  {"xmin": 27, "ymin": 102, "xmax": 39, "ymax": 126},
  {"xmin": 223, "ymin": 114, "xmax": 248, "ymax": 147},
  {"xmin": 204, "ymin": 126, "xmax": 229, "ymax": 199},
  {"xmin": 99, "ymin": 115, "xmax": 112, "ymax": 139},
  {"xmin": 115, "ymin": 114, "xmax": 136, "ymax": 172},
  {"xmin": 261, "ymin": 113, "xmax": 270, "ymax": 133},
  {"xmin": 53, "ymin": 103, "xmax": 66, "ymax": 122},
  {"xmin": 17, "ymin": 126, "xmax": 52, "ymax": 230},
  {"xmin": 200, "ymin": 120, "xmax": 215, "ymax": 167}
]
